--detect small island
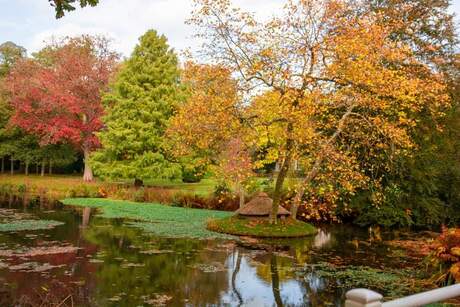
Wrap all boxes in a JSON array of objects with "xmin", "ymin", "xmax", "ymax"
[{"xmin": 207, "ymin": 192, "xmax": 317, "ymax": 238}]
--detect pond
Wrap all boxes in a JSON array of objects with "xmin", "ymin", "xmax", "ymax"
[{"xmin": 0, "ymin": 195, "xmax": 428, "ymax": 306}]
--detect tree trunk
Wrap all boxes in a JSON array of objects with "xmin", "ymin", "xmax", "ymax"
[
  {"xmin": 270, "ymin": 153, "xmax": 291, "ymax": 224},
  {"xmin": 35, "ymin": 164, "xmax": 39, "ymax": 175},
  {"xmin": 1, "ymin": 157, "xmax": 4, "ymax": 173},
  {"xmin": 49, "ymin": 159, "xmax": 53, "ymax": 175},
  {"xmin": 237, "ymin": 181, "xmax": 245, "ymax": 208},
  {"xmin": 290, "ymin": 159, "xmax": 322, "ymax": 219},
  {"xmin": 134, "ymin": 178, "xmax": 144, "ymax": 187},
  {"xmin": 83, "ymin": 148, "xmax": 93, "ymax": 182},
  {"xmin": 25, "ymin": 160, "xmax": 29, "ymax": 176},
  {"xmin": 41, "ymin": 160, "xmax": 45, "ymax": 177},
  {"xmin": 270, "ymin": 120, "xmax": 294, "ymax": 224},
  {"xmin": 10, "ymin": 155, "xmax": 14, "ymax": 175}
]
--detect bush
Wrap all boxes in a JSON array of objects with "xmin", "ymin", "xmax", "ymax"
[
  {"xmin": 133, "ymin": 187, "xmax": 145, "ymax": 202},
  {"xmin": 66, "ymin": 184, "xmax": 101, "ymax": 198},
  {"xmin": 17, "ymin": 183, "xmax": 27, "ymax": 194},
  {"xmin": 245, "ymin": 177, "xmax": 272, "ymax": 195},
  {"xmin": 348, "ymin": 184, "xmax": 413, "ymax": 228},
  {"xmin": 143, "ymin": 187, "xmax": 174, "ymax": 204},
  {"xmin": 181, "ymin": 165, "xmax": 205, "ymax": 183},
  {"xmin": 0, "ymin": 183, "xmax": 14, "ymax": 195},
  {"xmin": 213, "ymin": 181, "xmax": 231, "ymax": 197},
  {"xmin": 430, "ymin": 227, "xmax": 460, "ymax": 285}
]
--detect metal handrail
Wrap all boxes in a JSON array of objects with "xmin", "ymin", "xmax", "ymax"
[{"xmin": 345, "ymin": 284, "xmax": 460, "ymax": 307}]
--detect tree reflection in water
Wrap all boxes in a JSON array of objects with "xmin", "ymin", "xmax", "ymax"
[
  {"xmin": 231, "ymin": 248, "xmax": 243, "ymax": 306},
  {"xmin": 0, "ymin": 199, "xmax": 408, "ymax": 306},
  {"xmin": 270, "ymin": 254, "xmax": 284, "ymax": 307}
]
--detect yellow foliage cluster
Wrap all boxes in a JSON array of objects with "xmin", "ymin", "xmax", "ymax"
[{"xmin": 176, "ymin": 0, "xmax": 451, "ymax": 219}]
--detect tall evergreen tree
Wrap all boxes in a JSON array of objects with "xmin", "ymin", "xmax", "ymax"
[{"xmin": 92, "ymin": 30, "xmax": 182, "ymax": 186}]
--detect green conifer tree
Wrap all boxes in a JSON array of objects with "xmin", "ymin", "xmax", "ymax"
[{"xmin": 91, "ymin": 30, "xmax": 182, "ymax": 186}]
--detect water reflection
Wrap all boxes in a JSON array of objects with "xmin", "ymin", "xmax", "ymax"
[
  {"xmin": 0, "ymin": 197, "xmax": 414, "ymax": 306},
  {"xmin": 313, "ymin": 229, "xmax": 333, "ymax": 249}
]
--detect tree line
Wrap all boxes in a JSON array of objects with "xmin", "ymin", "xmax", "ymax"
[{"xmin": 1, "ymin": 0, "xmax": 459, "ymax": 227}]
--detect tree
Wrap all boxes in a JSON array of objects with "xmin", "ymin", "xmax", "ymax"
[
  {"xmin": 217, "ymin": 138, "xmax": 254, "ymax": 208},
  {"xmin": 0, "ymin": 41, "xmax": 27, "ymax": 174},
  {"xmin": 48, "ymin": 0, "xmax": 99, "ymax": 18},
  {"xmin": 168, "ymin": 62, "xmax": 241, "ymax": 159},
  {"xmin": 345, "ymin": 0, "xmax": 460, "ymax": 227},
  {"xmin": 365, "ymin": 0, "xmax": 457, "ymax": 65},
  {"xmin": 0, "ymin": 42, "xmax": 26, "ymax": 78},
  {"xmin": 188, "ymin": 0, "xmax": 450, "ymax": 223},
  {"xmin": 91, "ymin": 30, "xmax": 182, "ymax": 186},
  {"xmin": 168, "ymin": 62, "xmax": 251, "ymax": 203},
  {"xmin": 5, "ymin": 36, "xmax": 118, "ymax": 181}
]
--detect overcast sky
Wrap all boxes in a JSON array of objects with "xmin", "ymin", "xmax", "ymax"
[{"xmin": 0, "ymin": 0, "xmax": 459, "ymax": 58}]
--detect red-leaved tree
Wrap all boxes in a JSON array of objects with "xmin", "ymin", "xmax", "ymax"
[{"xmin": 5, "ymin": 36, "xmax": 118, "ymax": 181}]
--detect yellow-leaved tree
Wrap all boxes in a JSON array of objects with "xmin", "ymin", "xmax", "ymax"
[{"xmin": 178, "ymin": 0, "xmax": 449, "ymax": 224}]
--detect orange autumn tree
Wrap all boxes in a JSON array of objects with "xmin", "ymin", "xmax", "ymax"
[
  {"xmin": 168, "ymin": 62, "xmax": 253, "ymax": 202},
  {"xmin": 169, "ymin": 63, "xmax": 254, "ymax": 207},
  {"xmin": 187, "ymin": 0, "xmax": 449, "ymax": 224},
  {"xmin": 169, "ymin": 62, "xmax": 241, "ymax": 159}
]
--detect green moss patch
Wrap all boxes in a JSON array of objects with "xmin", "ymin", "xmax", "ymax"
[
  {"xmin": 0, "ymin": 220, "xmax": 64, "ymax": 232},
  {"xmin": 62, "ymin": 198, "xmax": 233, "ymax": 239},
  {"xmin": 206, "ymin": 216, "xmax": 316, "ymax": 238},
  {"xmin": 306, "ymin": 262, "xmax": 431, "ymax": 300}
]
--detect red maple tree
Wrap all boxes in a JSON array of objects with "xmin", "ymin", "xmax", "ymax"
[{"xmin": 6, "ymin": 36, "xmax": 118, "ymax": 181}]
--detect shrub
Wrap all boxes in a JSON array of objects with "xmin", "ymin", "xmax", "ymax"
[
  {"xmin": 245, "ymin": 177, "xmax": 272, "ymax": 195},
  {"xmin": 17, "ymin": 183, "xmax": 27, "ymax": 194},
  {"xmin": 66, "ymin": 184, "xmax": 101, "ymax": 198},
  {"xmin": 429, "ymin": 227, "xmax": 460, "ymax": 285},
  {"xmin": 213, "ymin": 181, "xmax": 231, "ymax": 197},
  {"xmin": 143, "ymin": 187, "xmax": 174, "ymax": 204},
  {"xmin": 133, "ymin": 187, "xmax": 145, "ymax": 202},
  {"xmin": 0, "ymin": 183, "xmax": 14, "ymax": 195},
  {"xmin": 181, "ymin": 164, "xmax": 205, "ymax": 183}
]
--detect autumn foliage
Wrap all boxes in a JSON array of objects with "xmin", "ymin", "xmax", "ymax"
[
  {"xmin": 5, "ymin": 36, "xmax": 118, "ymax": 181},
  {"xmin": 184, "ymin": 0, "xmax": 450, "ymax": 223},
  {"xmin": 432, "ymin": 227, "xmax": 460, "ymax": 284}
]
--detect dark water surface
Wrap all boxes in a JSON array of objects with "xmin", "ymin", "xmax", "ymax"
[{"xmin": 0, "ymin": 196, "xmax": 414, "ymax": 307}]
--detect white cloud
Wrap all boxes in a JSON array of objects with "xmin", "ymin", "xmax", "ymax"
[
  {"xmin": 30, "ymin": 23, "xmax": 117, "ymax": 52},
  {"xmin": 12, "ymin": 0, "xmax": 456, "ymax": 58},
  {"xmin": 28, "ymin": 0, "xmax": 191, "ymax": 56},
  {"xmin": 27, "ymin": 0, "xmax": 282, "ymax": 57}
]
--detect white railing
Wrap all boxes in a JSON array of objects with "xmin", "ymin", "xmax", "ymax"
[{"xmin": 345, "ymin": 284, "xmax": 460, "ymax": 307}]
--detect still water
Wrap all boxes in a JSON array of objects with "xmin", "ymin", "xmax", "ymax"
[{"xmin": 0, "ymin": 196, "xmax": 414, "ymax": 306}]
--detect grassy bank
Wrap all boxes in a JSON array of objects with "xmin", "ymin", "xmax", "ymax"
[
  {"xmin": 0, "ymin": 175, "xmax": 226, "ymax": 208},
  {"xmin": 207, "ymin": 216, "xmax": 317, "ymax": 238},
  {"xmin": 62, "ymin": 198, "xmax": 233, "ymax": 239}
]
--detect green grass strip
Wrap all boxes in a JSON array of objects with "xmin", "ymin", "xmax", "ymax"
[{"xmin": 207, "ymin": 216, "xmax": 317, "ymax": 238}]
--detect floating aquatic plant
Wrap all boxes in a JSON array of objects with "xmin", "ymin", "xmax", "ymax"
[
  {"xmin": 0, "ymin": 220, "xmax": 64, "ymax": 232},
  {"xmin": 62, "ymin": 198, "xmax": 234, "ymax": 239}
]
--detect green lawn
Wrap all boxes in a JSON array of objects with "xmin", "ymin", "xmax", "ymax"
[
  {"xmin": 62, "ymin": 198, "xmax": 233, "ymax": 239},
  {"xmin": 136, "ymin": 178, "xmax": 217, "ymax": 196}
]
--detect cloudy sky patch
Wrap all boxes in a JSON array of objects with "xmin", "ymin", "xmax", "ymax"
[{"xmin": 0, "ymin": 0, "xmax": 458, "ymax": 57}]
